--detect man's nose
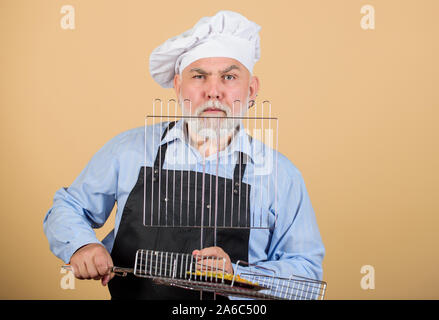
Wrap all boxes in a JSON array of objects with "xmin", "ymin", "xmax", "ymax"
[{"xmin": 205, "ymin": 78, "xmax": 223, "ymax": 100}]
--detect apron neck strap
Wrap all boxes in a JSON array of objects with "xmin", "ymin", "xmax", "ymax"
[
  {"xmin": 233, "ymin": 151, "xmax": 247, "ymax": 186},
  {"xmin": 153, "ymin": 121, "xmax": 176, "ymax": 169}
]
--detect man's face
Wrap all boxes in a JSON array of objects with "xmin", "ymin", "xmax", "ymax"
[{"xmin": 174, "ymin": 57, "xmax": 259, "ymax": 117}]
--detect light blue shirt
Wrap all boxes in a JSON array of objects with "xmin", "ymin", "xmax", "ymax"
[{"xmin": 43, "ymin": 120, "xmax": 325, "ymax": 285}]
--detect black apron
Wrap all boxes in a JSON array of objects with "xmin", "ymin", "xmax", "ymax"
[{"xmin": 109, "ymin": 121, "xmax": 251, "ymax": 300}]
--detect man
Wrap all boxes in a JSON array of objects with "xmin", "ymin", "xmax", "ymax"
[{"xmin": 43, "ymin": 11, "xmax": 325, "ymax": 300}]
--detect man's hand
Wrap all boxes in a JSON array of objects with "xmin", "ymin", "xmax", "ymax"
[
  {"xmin": 192, "ymin": 247, "xmax": 234, "ymax": 274},
  {"xmin": 69, "ymin": 243, "xmax": 115, "ymax": 286}
]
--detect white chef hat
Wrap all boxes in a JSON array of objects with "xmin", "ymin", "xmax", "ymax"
[{"xmin": 149, "ymin": 10, "xmax": 261, "ymax": 88}]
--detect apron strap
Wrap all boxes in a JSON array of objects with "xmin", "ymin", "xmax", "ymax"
[
  {"xmin": 232, "ymin": 152, "xmax": 248, "ymax": 195},
  {"xmin": 153, "ymin": 121, "xmax": 176, "ymax": 175},
  {"xmin": 160, "ymin": 121, "xmax": 177, "ymax": 141}
]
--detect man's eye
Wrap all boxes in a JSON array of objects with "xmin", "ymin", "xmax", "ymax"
[
  {"xmin": 193, "ymin": 75, "xmax": 205, "ymax": 79},
  {"xmin": 223, "ymin": 74, "xmax": 235, "ymax": 80}
]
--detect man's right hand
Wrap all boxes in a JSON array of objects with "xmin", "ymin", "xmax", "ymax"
[{"xmin": 69, "ymin": 243, "xmax": 115, "ymax": 286}]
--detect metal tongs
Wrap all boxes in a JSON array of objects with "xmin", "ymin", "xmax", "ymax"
[{"xmin": 62, "ymin": 264, "xmax": 133, "ymax": 277}]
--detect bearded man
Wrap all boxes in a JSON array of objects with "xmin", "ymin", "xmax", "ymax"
[{"xmin": 43, "ymin": 10, "xmax": 325, "ymax": 300}]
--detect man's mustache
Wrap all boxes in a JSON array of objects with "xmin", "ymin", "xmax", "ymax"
[{"xmin": 194, "ymin": 100, "xmax": 231, "ymax": 116}]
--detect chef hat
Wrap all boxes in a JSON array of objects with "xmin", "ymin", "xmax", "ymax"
[{"xmin": 149, "ymin": 10, "xmax": 261, "ymax": 88}]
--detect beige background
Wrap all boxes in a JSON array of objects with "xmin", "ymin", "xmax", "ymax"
[{"xmin": 0, "ymin": 0, "xmax": 437, "ymax": 299}]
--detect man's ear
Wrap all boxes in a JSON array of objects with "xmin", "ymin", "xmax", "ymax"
[
  {"xmin": 248, "ymin": 75, "xmax": 260, "ymax": 101},
  {"xmin": 173, "ymin": 74, "xmax": 181, "ymax": 98}
]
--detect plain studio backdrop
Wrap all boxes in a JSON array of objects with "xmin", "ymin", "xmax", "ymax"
[{"xmin": 0, "ymin": 0, "xmax": 437, "ymax": 299}]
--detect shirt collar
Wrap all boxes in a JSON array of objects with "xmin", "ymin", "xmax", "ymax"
[{"xmin": 159, "ymin": 119, "xmax": 254, "ymax": 163}]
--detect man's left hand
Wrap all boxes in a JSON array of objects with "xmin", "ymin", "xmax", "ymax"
[{"xmin": 192, "ymin": 247, "xmax": 234, "ymax": 274}]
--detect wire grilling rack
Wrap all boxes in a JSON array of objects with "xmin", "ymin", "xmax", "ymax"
[
  {"xmin": 145, "ymin": 99, "xmax": 280, "ymax": 231},
  {"xmin": 62, "ymin": 248, "xmax": 327, "ymax": 300},
  {"xmin": 131, "ymin": 249, "xmax": 327, "ymax": 300}
]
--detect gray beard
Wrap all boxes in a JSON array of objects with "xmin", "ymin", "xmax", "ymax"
[{"xmin": 180, "ymin": 99, "xmax": 244, "ymax": 140}]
